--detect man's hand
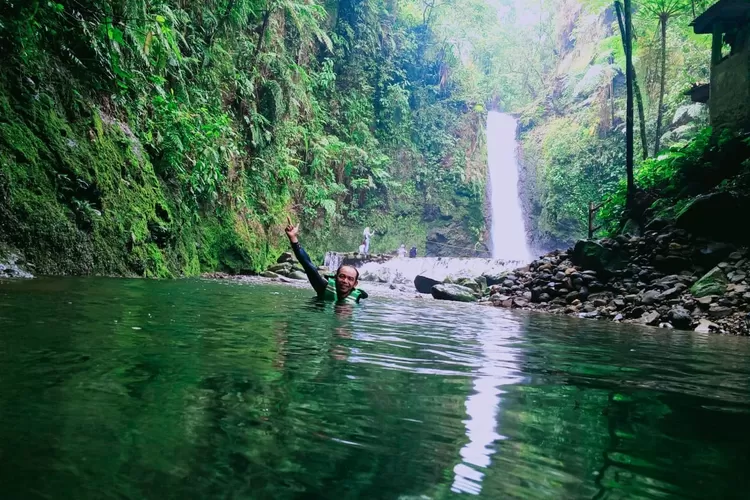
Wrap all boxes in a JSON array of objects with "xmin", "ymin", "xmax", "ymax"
[{"xmin": 285, "ymin": 215, "xmax": 300, "ymax": 243}]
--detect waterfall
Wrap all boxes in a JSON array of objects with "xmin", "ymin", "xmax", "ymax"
[
  {"xmin": 487, "ymin": 112, "xmax": 530, "ymax": 262},
  {"xmin": 321, "ymin": 111, "xmax": 531, "ymax": 285}
]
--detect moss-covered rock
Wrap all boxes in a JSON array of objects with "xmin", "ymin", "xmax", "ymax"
[
  {"xmin": 690, "ymin": 267, "xmax": 729, "ymax": 298},
  {"xmin": 457, "ymin": 278, "xmax": 482, "ymax": 294},
  {"xmin": 431, "ymin": 283, "xmax": 477, "ymax": 302}
]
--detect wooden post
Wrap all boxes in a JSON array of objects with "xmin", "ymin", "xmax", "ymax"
[{"xmin": 588, "ymin": 200, "xmax": 607, "ymax": 239}]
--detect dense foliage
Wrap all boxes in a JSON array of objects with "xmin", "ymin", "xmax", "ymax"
[
  {"xmin": 0, "ymin": 0, "xmax": 487, "ymax": 276},
  {"xmin": 599, "ymin": 128, "xmax": 750, "ymax": 233},
  {"xmin": 0, "ymin": 0, "xmax": 738, "ymax": 273}
]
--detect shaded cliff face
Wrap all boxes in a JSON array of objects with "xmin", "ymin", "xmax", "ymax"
[{"xmin": 517, "ymin": 144, "xmax": 574, "ymax": 256}]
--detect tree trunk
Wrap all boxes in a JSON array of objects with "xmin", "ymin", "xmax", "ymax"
[
  {"xmin": 624, "ymin": 0, "xmax": 635, "ymax": 210},
  {"xmin": 633, "ymin": 76, "xmax": 648, "ymax": 160},
  {"xmin": 654, "ymin": 15, "xmax": 668, "ymax": 156},
  {"xmin": 615, "ymin": 1, "xmax": 649, "ymax": 159}
]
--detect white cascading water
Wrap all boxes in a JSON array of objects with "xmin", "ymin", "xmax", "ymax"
[
  {"xmin": 487, "ymin": 111, "xmax": 530, "ymax": 262},
  {"xmin": 356, "ymin": 257, "xmax": 522, "ymax": 285}
]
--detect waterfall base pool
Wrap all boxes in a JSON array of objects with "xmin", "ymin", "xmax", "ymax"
[{"xmin": 1, "ymin": 277, "xmax": 750, "ymax": 499}]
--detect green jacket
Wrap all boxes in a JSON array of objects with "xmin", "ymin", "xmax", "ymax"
[{"xmin": 322, "ymin": 278, "xmax": 367, "ymax": 304}]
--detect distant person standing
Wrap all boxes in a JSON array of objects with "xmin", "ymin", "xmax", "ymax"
[
  {"xmin": 363, "ymin": 227, "xmax": 374, "ymax": 254},
  {"xmin": 409, "ymin": 246, "xmax": 417, "ymax": 258},
  {"xmin": 358, "ymin": 240, "xmax": 366, "ymax": 254},
  {"xmin": 397, "ymin": 244, "xmax": 407, "ymax": 258}
]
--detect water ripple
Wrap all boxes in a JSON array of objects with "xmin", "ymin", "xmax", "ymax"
[{"xmin": 1, "ymin": 277, "xmax": 750, "ymax": 499}]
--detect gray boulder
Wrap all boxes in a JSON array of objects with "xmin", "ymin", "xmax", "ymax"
[
  {"xmin": 668, "ymin": 307, "xmax": 693, "ymax": 330},
  {"xmin": 640, "ymin": 290, "xmax": 662, "ymax": 305},
  {"xmin": 415, "ymin": 275, "xmax": 442, "ymax": 294},
  {"xmin": 694, "ymin": 319, "xmax": 720, "ymax": 334},
  {"xmin": 671, "ymin": 103, "xmax": 708, "ymax": 128},
  {"xmin": 708, "ymin": 305, "xmax": 732, "ymax": 319},
  {"xmin": 641, "ymin": 311, "xmax": 661, "ymax": 326}
]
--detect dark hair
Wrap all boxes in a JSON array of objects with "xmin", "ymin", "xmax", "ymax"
[{"xmin": 337, "ymin": 265, "xmax": 359, "ymax": 281}]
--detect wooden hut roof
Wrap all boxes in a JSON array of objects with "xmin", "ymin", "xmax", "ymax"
[{"xmin": 691, "ymin": 0, "xmax": 750, "ymax": 34}]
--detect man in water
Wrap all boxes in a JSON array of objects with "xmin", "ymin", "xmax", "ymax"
[{"xmin": 285, "ymin": 216, "xmax": 368, "ymax": 304}]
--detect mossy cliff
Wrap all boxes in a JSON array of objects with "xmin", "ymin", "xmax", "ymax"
[{"xmin": 0, "ymin": 1, "xmax": 487, "ymax": 277}]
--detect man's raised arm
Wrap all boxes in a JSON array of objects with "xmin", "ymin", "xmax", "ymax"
[{"xmin": 285, "ymin": 216, "xmax": 328, "ymax": 295}]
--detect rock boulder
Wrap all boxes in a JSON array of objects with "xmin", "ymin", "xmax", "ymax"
[
  {"xmin": 690, "ymin": 267, "xmax": 729, "ymax": 298},
  {"xmin": 415, "ymin": 275, "xmax": 442, "ymax": 294},
  {"xmin": 431, "ymin": 284, "xmax": 477, "ymax": 303}
]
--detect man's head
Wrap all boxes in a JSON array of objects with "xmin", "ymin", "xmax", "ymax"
[{"xmin": 335, "ymin": 265, "xmax": 359, "ymax": 297}]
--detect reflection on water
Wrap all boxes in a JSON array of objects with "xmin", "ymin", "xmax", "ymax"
[
  {"xmin": 1, "ymin": 277, "xmax": 750, "ymax": 499},
  {"xmin": 452, "ymin": 316, "xmax": 523, "ymax": 496}
]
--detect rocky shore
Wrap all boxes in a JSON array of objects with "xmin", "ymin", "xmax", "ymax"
[
  {"xmin": 468, "ymin": 223, "xmax": 749, "ymax": 335},
  {"xmin": 203, "ymin": 223, "xmax": 750, "ymax": 336}
]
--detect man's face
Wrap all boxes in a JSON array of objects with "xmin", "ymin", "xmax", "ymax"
[{"xmin": 335, "ymin": 266, "xmax": 358, "ymax": 297}]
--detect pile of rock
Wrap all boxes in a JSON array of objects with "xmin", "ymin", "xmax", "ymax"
[
  {"xmin": 478, "ymin": 224, "xmax": 750, "ymax": 335},
  {"xmin": 260, "ymin": 252, "xmax": 329, "ymax": 281}
]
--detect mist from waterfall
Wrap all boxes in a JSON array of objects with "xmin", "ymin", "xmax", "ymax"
[{"xmin": 487, "ymin": 112, "xmax": 530, "ymax": 262}]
